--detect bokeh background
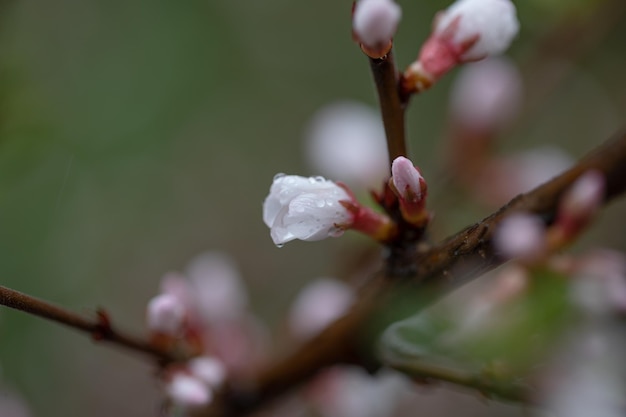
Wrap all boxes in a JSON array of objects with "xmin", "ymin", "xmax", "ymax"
[{"xmin": 0, "ymin": 0, "xmax": 624, "ymax": 416}]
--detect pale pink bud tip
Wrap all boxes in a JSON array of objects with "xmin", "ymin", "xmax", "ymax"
[
  {"xmin": 189, "ymin": 356, "xmax": 227, "ymax": 388},
  {"xmin": 436, "ymin": 0, "xmax": 519, "ymax": 60},
  {"xmin": 561, "ymin": 171, "xmax": 605, "ymax": 221},
  {"xmin": 167, "ymin": 374, "xmax": 212, "ymax": 409},
  {"xmin": 263, "ymin": 174, "xmax": 354, "ymax": 246},
  {"xmin": 494, "ymin": 213, "xmax": 546, "ymax": 261},
  {"xmin": 391, "ymin": 156, "xmax": 425, "ymax": 202},
  {"xmin": 146, "ymin": 294, "xmax": 186, "ymax": 336},
  {"xmin": 353, "ymin": 0, "xmax": 402, "ymax": 49},
  {"xmin": 289, "ymin": 278, "xmax": 355, "ymax": 340}
]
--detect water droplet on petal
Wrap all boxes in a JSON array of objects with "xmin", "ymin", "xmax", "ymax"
[
  {"xmin": 275, "ymin": 243, "xmax": 284, "ymax": 248},
  {"xmin": 273, "ymin": 173, "xmax": 285, "ymax": 181},
  {"xmin": 316, "ymin": 200, "xmax": 325, "ymax": 208}
]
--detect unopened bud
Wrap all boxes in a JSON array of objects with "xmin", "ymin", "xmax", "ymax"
[
  {"xmin": 189, "ymin": 356, "xmax": 227, "ymax": 388},
  {"xmin": 390, "ymin": 156, "xmax": 428, "ymax": 226},
  {"xmin": 403, "ymin": 0, "xmax": 519, "ymax": 93},
  {"xmin": 549, "ymin": 171, "xmax": 605, "ymax": 247},
  {"xmin": 353, "ymin": 0, "xmax": 402, "ymax": 58},
  {"xmin": 146, "ymin": 293, "xmax": 186, "ymax": 336},
  {"xmin": 166, "ymin": 374, "xmax": 211, "ymax": 409},
  {"xmin": 560, "ymin": 171, "xmax": 605, "ymax": 225}
]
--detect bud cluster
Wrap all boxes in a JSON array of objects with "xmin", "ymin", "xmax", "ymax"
[{"xmin": 145, "ymin": 252, "xmax": 268, "ymax": 411}]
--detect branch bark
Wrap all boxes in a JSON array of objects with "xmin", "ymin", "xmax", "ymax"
[
  {"xmin": 200, "ymin": 129, "xmax": 626, "ymax": 417},
  {"xmin": 0, "ymin": 285, "xmax": 185, "ymax": 365},
  {"xmin": 369, "ymin": 50, "xmax": 407, "ymax": 165}
]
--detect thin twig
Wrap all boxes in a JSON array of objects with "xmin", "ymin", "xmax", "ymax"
[
  {"xmin": 200, "ymin": 130, "xmax": 626, "ymax": 417},
  {"xmin": 0, "ymin": 285, "xmax": 185, "ymax": 365},
  {"xmin": 369, "ymin": 50, "xmax": 407, "ymax": 165}
]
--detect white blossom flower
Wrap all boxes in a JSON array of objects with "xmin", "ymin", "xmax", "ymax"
[
  {"xmin": 353, "ymin": 0, "xmax": 402, "ymax": 51},
  {"xmin": 263, "ymin": 175, "xmax": 354, "ymax": 246}
]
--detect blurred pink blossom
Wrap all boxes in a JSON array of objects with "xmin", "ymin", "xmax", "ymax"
[{"xmin": 288, "ymin": 278, "xmax": 355, "ymax": 340}]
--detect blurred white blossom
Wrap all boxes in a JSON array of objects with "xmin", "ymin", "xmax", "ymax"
[
  {"xmin": 305, "ymin": 101, "xmax": 388, "ymax": 188},
  {"xmin": 186, "ymin": 252, "xmax": 248, "ymax": 322},
  {"xmin": 288, "ymin": 278, "xmax": 355, "ymax": 340},
  {"xmin": 146, "ymin": 293, "xmax": 186, "ymax": 336},
  {"xmin": 493, "ymin": 213, "xmax": 546, "ymax": 261},
  {"xmin": 166, "ymin": 374, "xmax": 212, "ymax": 409},
  {"xmin": 189, "ymin": 356, "xmax": 227, "ymax": 388},
  {"xmin": 450, "ymin": 57, "xmax": 523, "ymax": 131}
]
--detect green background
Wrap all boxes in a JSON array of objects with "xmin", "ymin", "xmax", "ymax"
[{"xmin": 0, "ymin": 0, "xmax": 624, "ymax": 416}]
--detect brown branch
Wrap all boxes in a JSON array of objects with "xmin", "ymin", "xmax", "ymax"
[
  {"xmin": 0, "ymin": 285, "xmax": 185, "ymax": 365},
  {"xmin": 200, "ymin": 129, "xmax": 626, "ymax": 417},
  {"xmin": 369, "ymin": 49, "xmax": 407, "ymax": 165}
]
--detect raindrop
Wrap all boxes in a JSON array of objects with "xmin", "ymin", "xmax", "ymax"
[
  {"xmin": 273, "ymin": 173, "xmax": 286, "ymax": 181},
  {"xmin": 276, "ymin": 243, "xmax": 284, "ymax": 248}
]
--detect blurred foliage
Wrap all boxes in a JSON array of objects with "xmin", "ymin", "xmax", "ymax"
[
  {"xmin": 0, "ymin": 0, "xmax": 623, "ymax": 416},
  {"xmin": 382, "ymin": 268, "xmax": 571, "ymax": 374}
]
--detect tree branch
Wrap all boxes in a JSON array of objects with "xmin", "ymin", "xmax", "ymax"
[
  {"xmin": 0, "ymin": 285, "xmax": 185, "ymax": 365},
  {"xmin": 369, "ymin": 50, "xmax": 407, "ymax": 165},
  {"xmin": 200, "ymin": 129, "xmax": 626, "ymax": 417}
]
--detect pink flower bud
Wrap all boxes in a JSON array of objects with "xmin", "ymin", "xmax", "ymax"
[
  {"xmin": 403, "ymin": 0, "xmax": 518, "ymax": 91},
  {"xmin": 289, "ymin": 278, "xmax": 355, "ymax": 340},
  {"xmin": 146, "ymin": 293, "xmax": 186, "ymax": 336},
  {"xmin": 188, "ymin": 356, "xmax": 227, "ymax": 388},
  {"xmin": 353, "ymin": 0, "xmax": 402, "ymax": 57},
  {"xmin": 390, "ymin": 156, "xmax": 428, "ymax": 225},
  {"xmin": 559, "ymin": 171, "xmax": 605, "ymax": 225},
  {"xmin": 263, "ymin": 175, "xmax": 355, "ymax": 246},
  {"xmin": 166, "ymin": 374, "xmax": 211, "ymax": 409},
  {"xmin": 493, "ymin": 213, "xmax": 546, "ymax": 262},
  {"xmin": 434, "ymin": 0, "xmax": 519, "ymax": 61}
]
